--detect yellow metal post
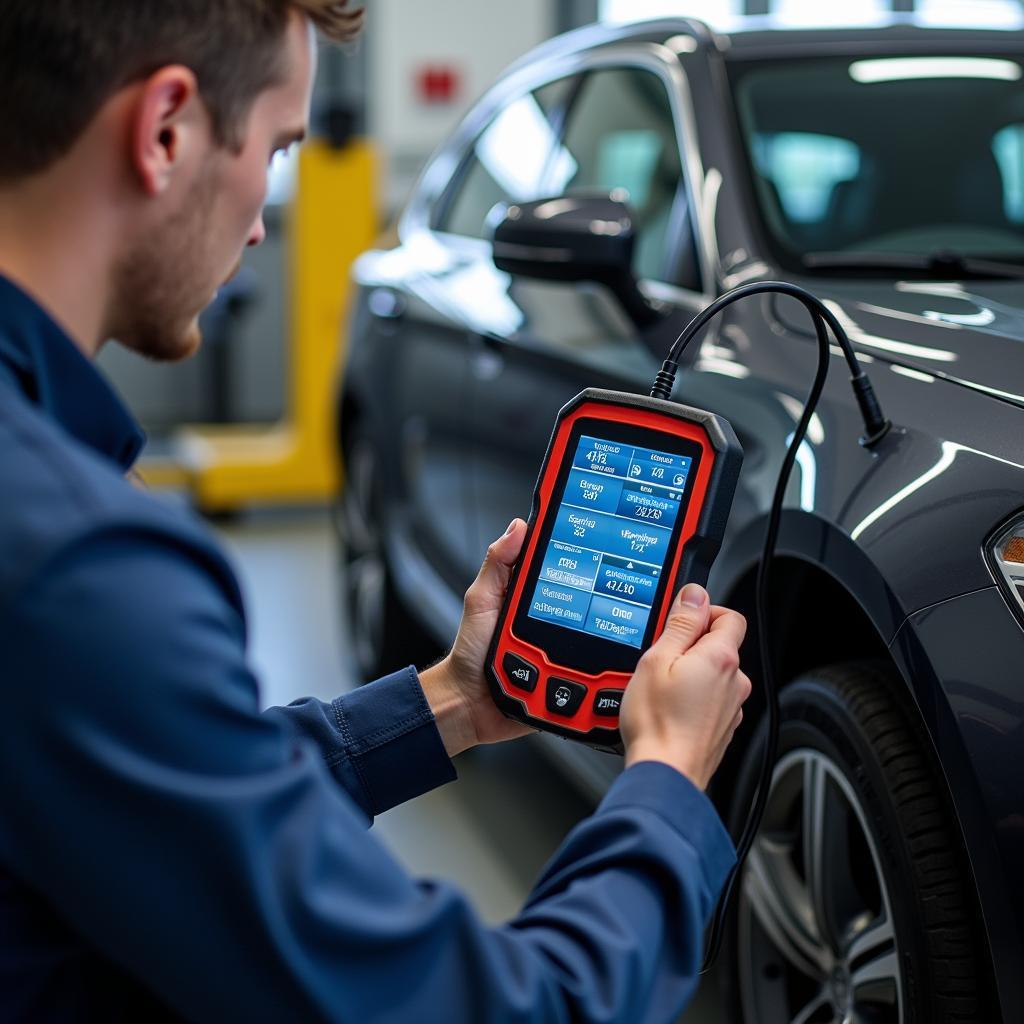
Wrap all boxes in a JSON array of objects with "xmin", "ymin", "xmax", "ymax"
[{"xmin": 163, "ymin": 137, "xmax": 377, "ymax": 510}]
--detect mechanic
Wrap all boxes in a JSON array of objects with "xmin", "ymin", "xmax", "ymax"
[{"xmin": 0, "ymin": 3, "xmax": 752, "ymax": 1021}]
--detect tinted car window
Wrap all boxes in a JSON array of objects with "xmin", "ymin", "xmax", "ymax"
[
  {"xmin": 439, "ymin": 78, "xmax": 577, "ymax": 240},
  {"xmin": 753, "ymin": 132, "xmax": 861, "ymax": 224},
  {"xmin": 551, "ymin": 67, "xmax": 690, "ymax": 284},
  {"xmin": 992, "ymin": 122, "xmax": 1024, "ymax": 224},
  {"xmin": 730, "ymin": 56, "xmax": 1024, "ymax": 261}
]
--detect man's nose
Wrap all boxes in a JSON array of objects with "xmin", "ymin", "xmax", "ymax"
[{"xmin": 247, "ymin": 214, "xmax": 267, "ymax": 248}]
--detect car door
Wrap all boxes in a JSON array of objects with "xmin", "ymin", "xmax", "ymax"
[{"xmin": 463, "ymin": 55, "xmax": 712, "ymax": 563}]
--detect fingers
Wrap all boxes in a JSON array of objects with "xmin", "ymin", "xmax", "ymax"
[
  {"xmin": 465, "ymin": 519, "xmax": 527, "ymax": 612},
  {"xmin": 737, "ymin": 670, "xmax": 753, "ymax": 704},
  {"xmin": 651, "ymin": 583, "xmax": 711, "ymax": 656},
  {"xmin": 707, "ymin": 605, "xmax": 748, "ymax": 650}
]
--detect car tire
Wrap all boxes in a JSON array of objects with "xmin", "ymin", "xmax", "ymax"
[
  {"xmin": 333, "ymin": 427, "xmax": 438, "ymax": 682},
  {"xmin": 723, "ymin": 661, "xmax": 990, "ymax": 1024}
]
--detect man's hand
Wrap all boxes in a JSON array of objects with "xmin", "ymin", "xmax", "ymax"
[
  {"xmin": 620, "ymin": 583, "xmax": 751, "ymax": 791},
  {"xmin": 418, "ymin": 519, "xmax": 534, "ymax": 758}
]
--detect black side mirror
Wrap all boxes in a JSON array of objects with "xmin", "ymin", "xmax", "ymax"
[{"xmin": 491, "ymin": 194, "xmax": 662, "ymax": 328}]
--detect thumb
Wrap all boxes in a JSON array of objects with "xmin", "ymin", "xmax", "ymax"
[
  {"xmin": 653, "ymin": 583, "xmax": 711, "ymax": 654},
  {"xmin": 467, "ymin": 518, "xmax": 527, "ymax": 611},
  {"xmin": 489, "ymin": 517, "xmax": 527, "ymax": 568}
]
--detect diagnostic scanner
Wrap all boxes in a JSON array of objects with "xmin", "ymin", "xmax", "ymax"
[
  {"xmin": 483, "ymin": 281, "xmax": 891, "ymax": 967},
  {"xmin": 486, "ymin": 388, "xmax": 742, "ymax": 752}
]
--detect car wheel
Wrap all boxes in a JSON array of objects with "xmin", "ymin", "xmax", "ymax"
[
  {"xmin": 725, "ymin": 662, "xmax": 989, "ymax": 1024},
  {"xmin": 333, "ymin": 428, "xmax": 436, "ymax": 681}
]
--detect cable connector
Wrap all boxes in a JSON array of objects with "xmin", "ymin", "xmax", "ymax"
[
  {"xmin": 851, "ymin": 372, "xmax": 891, "ymax": 447},
  {"xmin": 656, "ymin": 281, "xmax": 894, "ymax": 451},
  {"xmin": 650, "ymin": 360, "xmax": 677, "ymax": 401}
]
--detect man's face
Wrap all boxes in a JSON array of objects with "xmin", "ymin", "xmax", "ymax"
[{"xmin": 111, "ymin": 13, "xmax": 315, "ymax": 362}]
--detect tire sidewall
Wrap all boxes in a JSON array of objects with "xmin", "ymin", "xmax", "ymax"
[{"xmin": 724, "ymin": 667, "xmax": 932, "ymax": 1022}]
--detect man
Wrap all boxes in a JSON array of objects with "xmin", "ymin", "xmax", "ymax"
[{"xmin": 0, "ymin": 3, "xmax": 752, "ymax": 1021}]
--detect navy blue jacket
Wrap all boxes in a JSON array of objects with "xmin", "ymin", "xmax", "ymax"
[{"xmin": 0, "ymin": 274, "xmax": 735, "ymax": 1022}]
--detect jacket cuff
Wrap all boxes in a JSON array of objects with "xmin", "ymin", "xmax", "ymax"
[
  {"xmin": 599, "ymin": 761, "xmax": 736, "ymax": 898},
  {"xmin": 331, "ymin": 667, "xmax": 456, "ymax": 816}
]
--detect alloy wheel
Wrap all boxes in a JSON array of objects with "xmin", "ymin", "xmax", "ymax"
[{"xmin": 738, "ymin": 748, "xmax": 903, "ymax": 1024}]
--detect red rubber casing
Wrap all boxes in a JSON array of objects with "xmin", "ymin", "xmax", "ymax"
[{"xmin": 486, "ymin": 389, "xmax": 743, "ymax": 753}]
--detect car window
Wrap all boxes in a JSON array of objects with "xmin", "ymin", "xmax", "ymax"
[
  {"xmin": 549, "ymin": 67, "xmax": 695, "ymax": 286},
  {"xmin": 754, "ymin": 132, "xmax": 861, "ymax": 224},
  {"xmin": 731, "ymin": 57, "xmax": 1024, "ymax": 263},
  {"xmin": 438, "ymin": 78, "xmax": 577, "ymax": 240},
  {"xmin": 992, "ymin": 123, "xmax": 1024, "ymax": 224}
]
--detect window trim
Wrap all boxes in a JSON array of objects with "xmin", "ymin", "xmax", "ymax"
[
  {"xmin": 401, "ymin": 41, "xmax": 716, "ymax": 306},
  {"xmin": 431, "ymin": 74, "xmax": 582, "ymax": 239}
]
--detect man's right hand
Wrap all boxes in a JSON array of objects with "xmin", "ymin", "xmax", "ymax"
[{"xmin": 620, "ymin": 583, "xmax": 752, "ymax": 791}]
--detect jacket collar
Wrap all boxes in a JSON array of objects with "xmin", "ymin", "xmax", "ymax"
[{"xmin": 0, "ymin": 274, "xmax": 144, "ymax": 470}]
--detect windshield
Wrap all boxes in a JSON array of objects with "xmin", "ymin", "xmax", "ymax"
[{"xmin": 728, "ymin": 54, "xmax": 1024, "ymax": 269}]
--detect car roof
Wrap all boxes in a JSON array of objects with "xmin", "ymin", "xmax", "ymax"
[
  {"xmin": 506, "ymin": 16, "xmax": 1024, "ymax": 75},
  {"xmin": 718, "ymin": 20, "xmax": 1024, "ymax": 60}
]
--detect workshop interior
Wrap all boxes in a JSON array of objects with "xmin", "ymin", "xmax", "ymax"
[{"xmin": 50, "ymin": 0, "xmax": 1024, "ymax": 1020}]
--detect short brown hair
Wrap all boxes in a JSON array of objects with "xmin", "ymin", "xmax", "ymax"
[{"xmin": 0, "ymin": 1, "xmax": 363, "ymax": 183}]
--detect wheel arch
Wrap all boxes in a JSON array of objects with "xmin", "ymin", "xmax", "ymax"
[
  {"xmin": 708, "ymin": 509, "xmax": 971, "ymax": 844},
  {"xmin": 711, "ymin": 510, "xmax": 906, "ymax": 764}
]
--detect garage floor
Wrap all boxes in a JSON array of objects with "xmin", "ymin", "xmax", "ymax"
[{"xmin": 217, "ymin": 508, "xmax": 725, "ymax": 1022}]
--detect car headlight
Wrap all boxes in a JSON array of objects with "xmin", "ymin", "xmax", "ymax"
[{"xmin": 987, "ymin": 516, "xmax": 1024, "ymax": 625}]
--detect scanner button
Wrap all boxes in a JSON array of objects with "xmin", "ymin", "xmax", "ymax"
[
  {"xmin": 546, "ymin": 678, "xmax": 587, "ymax": 717},
  {"xmin": 593, "ymin": 689, "xmax": 625, "ymax": 717},
  {"xmin": 502, "ymin": 653, "xmax": 538, "ymax": 693}
]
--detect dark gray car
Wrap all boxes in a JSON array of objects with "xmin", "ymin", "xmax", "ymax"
[{"xmin": 336, "ymin": 18, "xmax": 1024, "ymax": 1023}]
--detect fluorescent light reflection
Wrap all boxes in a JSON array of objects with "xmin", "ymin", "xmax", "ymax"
[
  {"xmin": 851, "ymin": 442, "xmax": 959, "ymax": 541},
  {"xmin": 824, "ymin": 300, "xmax": 957, "ymax": 363},
  {"xmin": 850, "ymin": 57, "xmax": 1022, "ymax": 84},
  {"xmin": 923, "ymin": 307, "xmax": 996, "ymax": 327},
  {"xmin": 786, "ymin": 432, "xmax": 818, "ymax": 512},
  {"xmin": 890, "ymin": 365, "xmax": 938, "ymax": 384},
  {"xmin": 851, "ymin": 440, "xmax": 1024, "ymax": 542},
  {"xmin": 694, "ymin": 356, "xmax": 750, "ymax": 379}
]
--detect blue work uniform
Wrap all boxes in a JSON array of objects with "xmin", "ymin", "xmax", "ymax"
[{"xmin": 0, "ymin": 273, "xmax": 735, "ymax": 1022}]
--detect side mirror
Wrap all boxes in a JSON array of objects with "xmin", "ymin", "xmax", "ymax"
[{"xmin": 491, "ymin": 195, "xmax": 662, "ymax": 328}]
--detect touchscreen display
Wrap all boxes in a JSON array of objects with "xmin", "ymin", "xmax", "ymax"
[{"xmin": 526, "ymin": 434, "xmax": 691, "ymax": 648}]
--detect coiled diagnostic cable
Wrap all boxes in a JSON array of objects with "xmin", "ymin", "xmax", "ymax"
[{"xmin": 647, "ymin": 280, "xmax": 891, "ymax": 970}]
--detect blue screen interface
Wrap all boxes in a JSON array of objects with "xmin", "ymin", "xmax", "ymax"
[{"xmin": 527, "ymin": 435, "xmax": 692, "ymax": 648}]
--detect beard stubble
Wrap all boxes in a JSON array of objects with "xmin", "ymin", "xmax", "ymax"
[{"xmin": 110, "ymin": 166, "xmax": 225, "ymax": 363}]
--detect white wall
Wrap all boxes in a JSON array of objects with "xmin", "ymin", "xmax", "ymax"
[
  {"xmin": 600, "ymin": 0, "xmax": 1024, "ymax": 29},
  {"xmin": 368, "ymin": 0, "xmax": 555, "ymax": 212}
]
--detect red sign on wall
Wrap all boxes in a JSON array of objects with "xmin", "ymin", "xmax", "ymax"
[{"xmin": 417, "ymin": 65, "xmax": 460, "ymax": 105}]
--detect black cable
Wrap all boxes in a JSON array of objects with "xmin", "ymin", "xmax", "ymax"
[
  {"xmin": 645, "ymin": 281, "xmax": 891, "ymax": 971},
  {"xmin": 652, "ymin": 280, "xmax": 890, "ymax": 448}
]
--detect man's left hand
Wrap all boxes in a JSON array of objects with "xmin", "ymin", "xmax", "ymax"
[{"xmin": 418, "ymin": 519, "xmax": 535, "ymax": 757}]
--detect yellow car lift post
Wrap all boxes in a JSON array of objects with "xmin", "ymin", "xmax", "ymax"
[{"xmin": 139, "ymin": 137, "xmax": 377, "ymax": 511}]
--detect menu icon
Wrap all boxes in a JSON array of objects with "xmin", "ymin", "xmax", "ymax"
[
  {"xmin": 501, "ymin": 653, "xmax": 538, "ymax": 693},
  {"xmin": 593, "ymin": 689, "xmax": 625, "ymax": 717}
]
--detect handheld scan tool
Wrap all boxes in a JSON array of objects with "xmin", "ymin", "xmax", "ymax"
[
  {"xmin": 486, "ymin": 389, "xmax": 742, "ymax": 752},
  {"xmin": 482, "ymin": 281, "xmax": 892, "ymax": 966}
]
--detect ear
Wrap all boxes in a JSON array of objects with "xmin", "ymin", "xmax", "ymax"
[{"xmin": 129, "ymin": 66, "xmax": 204, "ymax": 197}]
